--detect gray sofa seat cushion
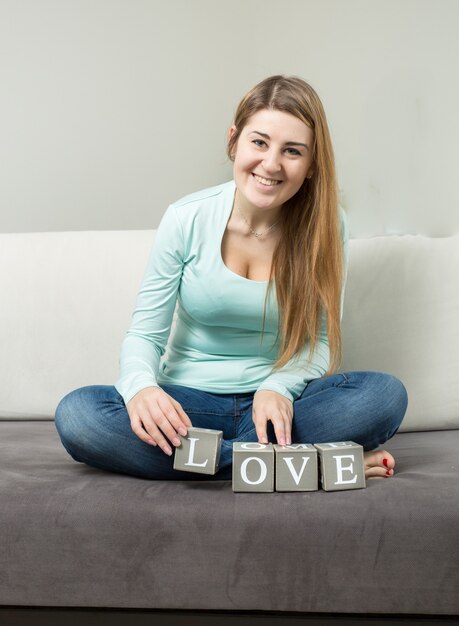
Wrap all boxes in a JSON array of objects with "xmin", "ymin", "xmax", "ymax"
[{"xmin": 0, "ymin": 422, "xmax": 458, "ymax": 615}]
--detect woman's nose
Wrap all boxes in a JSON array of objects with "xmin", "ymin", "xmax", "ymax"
[{"xmin": 262, "ymin": 149, "xmax": 282, "ymax": 173}]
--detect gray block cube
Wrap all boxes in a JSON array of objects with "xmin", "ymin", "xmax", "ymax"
[
  {"xmin": 274, "ymin": 444, "xmax": 318, "ymax": 491},
  {"xmin": 173, "ymin": 426, "xmax": 223, "ymax": 475},
  {"xmin": 232, "ymin": 442, "xmax": 274, "ymax": 492},
  {"xmin": 314, "ymin": 441, "xmax": 366, "ymax": 491}
]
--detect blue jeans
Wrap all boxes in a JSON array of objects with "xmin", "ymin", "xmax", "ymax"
[{"xmin": 54, "ymin": 371, "xmax": 408, "ymax": 481}]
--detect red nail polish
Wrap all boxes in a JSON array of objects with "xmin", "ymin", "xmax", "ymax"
[
  {"xmin": 383, "ymin": 458, "xmax": 389, "ymax": 468},
  {"xmin": 386, "ymin": 469, "xmax": 392, "ymax": 475}
]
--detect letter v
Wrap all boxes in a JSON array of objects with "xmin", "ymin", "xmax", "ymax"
[{"xmin": 283, "ymin": 456, "xmax": 309, "ymax": 486}]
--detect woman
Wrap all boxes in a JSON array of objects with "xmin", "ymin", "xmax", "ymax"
[{"xmin": 55, "ymin": 75, "xmax": 408, "ymax": 481}]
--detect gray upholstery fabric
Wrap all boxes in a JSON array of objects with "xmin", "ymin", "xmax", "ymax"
[{"xmin": 0, "ymin": 422, "xmax": 458, "ymax": 615}]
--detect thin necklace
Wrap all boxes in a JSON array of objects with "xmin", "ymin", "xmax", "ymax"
[{"xmin": 236, "ymin": 205, "xmax": 280, "ymax": 239}]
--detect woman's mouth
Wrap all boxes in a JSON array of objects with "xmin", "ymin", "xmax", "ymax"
[{"xmin": 252, "ymin": 173, "xmax": 282, "ymax": 186}]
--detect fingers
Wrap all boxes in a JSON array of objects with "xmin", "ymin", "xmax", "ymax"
[
  {"xmin": 274, "ymin": 416, "xmax": 290, "ymax": 447},
  {"xmin": 252, "ymin": 390, "xmax": 294, "ymax": 447},
  {"xmin": 170, "ymin": 398, "xmax": 193, "ymax": 429},
  {"xmin": 127, "ymin": 387, "xmax": 192, "ymax": 456},
  {"xmin": 271, "ymin": 412, "xmax": 292, "ymax": 446},
  {"xmin": 131, "ymin": 413, "xmax": 173, "ymax": 456},
  {"xmin": 253, "ymin": 409, "xmax": 292, "ymax": 446},
  {"xmin": 255, "ymin": 421, "xmax": 269, "ymax": 445},
  {"xmin": 156, "ymin": 395, "xmax": 190, "ymax": 439}
]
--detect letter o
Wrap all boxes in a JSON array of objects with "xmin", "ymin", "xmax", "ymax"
[{"xmin": 240, "ymin": 457, "xmax": 267, "ymax": 485}]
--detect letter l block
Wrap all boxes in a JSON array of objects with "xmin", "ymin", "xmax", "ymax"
[
  {"xmin": 232, "ymin": 442, "xmax": 274, "ymax": 492},
  {"xmin": 314, "ymin": 442, "xmax": 366, "ymax": 491},
  {"xmin": 173, "ymin": 426, "xmax": 223, "ymax": 475}
]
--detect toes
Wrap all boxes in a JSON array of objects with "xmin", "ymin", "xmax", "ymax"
[
  {"xmin": 380, "ymin": 450, "xmax": 395, "ymax": 471},
  {"xmin": 366, "ymin": 465, "xmax": 394, "ymax": 479},
  {"xmin": 364, "ymin": 448, "xmax": 396, "ymax": 479},
  {"xmin": 364, "ymin": 449, "xmax": 395, "ymax": 470}
]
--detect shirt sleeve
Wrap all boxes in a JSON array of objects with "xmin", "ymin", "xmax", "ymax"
[
  {"xmin": 256, "ymin": 207, "xmax": 350, "ymax": 402},
  {"xmin": 114, "ymin": 204, "xmax": 185, "ymax": 405}
]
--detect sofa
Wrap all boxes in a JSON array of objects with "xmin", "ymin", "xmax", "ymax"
[{"xmin": 1, "ymin": 227, "xmax": 458, "ymax": 625}]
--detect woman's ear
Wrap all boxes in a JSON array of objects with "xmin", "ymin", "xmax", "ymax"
[
  {"xmin": 306, "ymin": 164, "xmax": 316, "ymax": 179},
  {"xmin": 228, "ymin": 124, "xmax": 237, "ymax": 160}
]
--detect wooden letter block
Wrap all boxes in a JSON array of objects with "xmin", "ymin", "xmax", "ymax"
[
  {"xmin": 173, "ymin": 426, "xmax": 223, "ymax": 475},
  {"xmin": 274, "ymin": 443, "xmax": 318, "ymax": 491},
  {"xmin": 232, "ymin": 443, "xmax": 274, "ymax": 492},
  {"xmin": 314, "ymin": 442, "xmax": 366, "ymax": 491}
]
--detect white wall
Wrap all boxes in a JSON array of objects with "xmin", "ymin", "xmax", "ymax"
[{"xmin": 0, "ymin": 0, "xmax": 458, "ymax": 236}]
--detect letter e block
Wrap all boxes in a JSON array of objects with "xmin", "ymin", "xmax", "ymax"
[
  {"xmin": 173, "ymin": 427, "xmax": 223, "ymax": 475},
  {"xmin": 314, "ymin": 442, "xmax": 366, "ymax": 491},
  {"xmin": 274, "ymin": 444, "xmax": 318, "ymax": 491},
  {"xmin": 232, "ymin": 443, "xmax": 274, "ymax": 492}
]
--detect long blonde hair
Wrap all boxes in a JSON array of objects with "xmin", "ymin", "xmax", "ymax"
[{"xmin": 227, "ymin": 75, "xmax": 343, "ymax": 375}]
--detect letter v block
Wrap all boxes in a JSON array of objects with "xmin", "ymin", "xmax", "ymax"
[
  {"xmin": 274, "ymin": 444, "xmax": 318, "ymax": 491},
  {"xmin": 232, "ymin": 443, "xmax": 274, "ymax": 492},
  {"xmin": 173, "ymin": 426, "xmax": 223, "ymax": 475},
  {"xmin": 314, "ymin": 442, "xmax": 366, "ymax": 491}
]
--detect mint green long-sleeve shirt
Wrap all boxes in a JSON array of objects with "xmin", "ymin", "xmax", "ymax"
[{"xmin": 115, "ymin": 180, "xmax": 349, "ymax": 405}]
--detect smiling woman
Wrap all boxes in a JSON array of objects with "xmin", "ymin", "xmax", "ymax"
[
  {"xmin": 229, "ymin": 109, "xmax": 314, "ymax": 219},
  {"xmin": 54, "ymin": 75, "xmax": 408, "ymax": 482},
  {"xmin": 226, "ymin": 77, "xmax": 339, "ymax": 374}
]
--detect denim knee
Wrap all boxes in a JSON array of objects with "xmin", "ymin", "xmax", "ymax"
[
  {"xmin": 55, "ymin": 389, "xmax": 75, "ymax": 433},
  {"xmin": 383, "ymin": 374, "xmax": 409, "ymax": 436},
  {"xmin": 54, "ymin": 387, "xmax": 89, "ymax": 461},
  {"xmin": 364, "ymin": 373, "xmax": 408, "ymax": 450}
]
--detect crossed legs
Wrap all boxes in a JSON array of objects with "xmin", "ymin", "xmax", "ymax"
[{"xmin": 55, "ymin": 371, "xmax": 408, "ymax": 481}]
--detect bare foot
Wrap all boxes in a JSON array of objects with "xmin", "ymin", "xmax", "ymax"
[{"xmin": 364, "ymin": 449, "xmax": 395, "ymax": 479}]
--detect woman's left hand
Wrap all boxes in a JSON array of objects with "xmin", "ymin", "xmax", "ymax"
[{"xmin": 252, "ymin": 390, "xmax": 293, "ymax": 446}]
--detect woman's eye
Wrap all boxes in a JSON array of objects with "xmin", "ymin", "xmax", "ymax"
[
  {"xmin": 285, "ymin": 147, "xmax": 301, "ymax": 156},
  {"xmin": 252, "ymin": 139, "xmax": 266, "ymax": 147}
]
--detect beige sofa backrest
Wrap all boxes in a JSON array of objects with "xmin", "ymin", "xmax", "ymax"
[{"xmin": 1, "ymin": 230, "xmax": 458, "ymax": 432}]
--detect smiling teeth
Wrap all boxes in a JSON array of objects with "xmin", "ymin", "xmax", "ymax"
[{"xmin": 254, "ymin": 174, "xmax": 280, "ymax": 186}]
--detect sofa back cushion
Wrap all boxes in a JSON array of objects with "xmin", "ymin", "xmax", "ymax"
[
  {"xmin": 0, "ymin": 230, "xmax": 458, "ymax": 432},
  {"xmin": 340, "ymin": 234, "xmax": 459, "ymax": 431},
  {"xmin": 0, "ymin": 231, "xmax": 153, "ymax": 419}
]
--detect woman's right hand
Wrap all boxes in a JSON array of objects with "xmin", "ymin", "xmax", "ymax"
[{"xmin": 127, "ymin": 386, "xmax": 193, "ymax": 456}]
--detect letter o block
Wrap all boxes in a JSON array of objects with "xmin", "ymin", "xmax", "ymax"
[
  {"xmin": 173, "ymin": 427, "xmax": 223, "ymax": 475},
  {"xmin": 314, "ymin": 442, "xmax": 366, "ymax": 491},
  {"xmin": 232, "ymin": 443, "xmax": 274, "ymax": 492},
  {"xmin": 274, "ymin": 444, "xmax": 318, "ymax": 491}
]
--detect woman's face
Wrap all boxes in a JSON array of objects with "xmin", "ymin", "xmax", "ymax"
[{"xmin": 229, "ymin": 108, "xmax": 315, "ymax": 214}]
